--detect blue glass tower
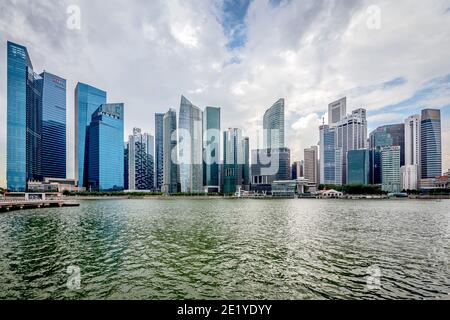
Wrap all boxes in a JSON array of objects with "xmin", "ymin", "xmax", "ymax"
[
  {"xmin": 87, "ymin": 103, "xmax": 124, "ymax": 191},
  {"xmin": 421, "ymin": 109, "xmax": 442, "ymax": 179},
  {"xmin": 7, "ymin": 41, "xmax": 43, "ymax": 191},
  {"xmin": 40, "ymin": 72, "xmax": 67, "ymax": 179},
  {"xmin": 203, "ymin": 106, "xmax": 221, "ymax": 193},
  {"xmin": 75, "ymin": 83, "xmax": 107, "ymax": 187},
  {"xmin": 347, "ymin": 149, "xmax": 370, "ymax": 185}
]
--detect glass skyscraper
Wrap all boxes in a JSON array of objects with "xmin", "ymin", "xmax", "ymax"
[
  {"xmin": 40, "ymin": 71, "xmax": 67, "ymax": 179},
  {"xmin": 421, "ymin": 109, "xmax": 442, "ymax": 179},
  {"xmin": 263, "ymin": 99, "xmax": 285, "ymax": 150},
  {"xmin": 319, "ymin": 125, "xmax": 338, "ymax": 185},
  {"xmin": 155, "ymin": 113, "xmax": 164, "ymax": 191},
  {"xmin": 163, "ymin": 109, "xmax": 180, "ymax": 194},
  {"xmin": 381, "ymin": 146, "xmax": 401, "ymax": 193},
  {"xmin": 127, "ymin": 128, "xmax": 154, "ymax": 191},
  {"xmin": 372, "ymin": 124, "xmax": 405, "ymax": 167},
  {"xmin": 87, "ymin": 103, "xmax": 124, "ymax": 191},
  {"xmin": 347, "ymin": 149, "xmax": 370, "ymax": 185},
  {"xmin": 223, "ymin": 128, "xmax": 245, "ymax": 194},
  {"xmin": 75, "ymin": 82, "xmax": 107, "ymax": 188},
  {"xmin": 203, "ymin": 107, "xmax": 221, "ymax": 193},
  {"xmin": 178, "ymin": 96, "xmax": 203, "ymax": 193},
  {"xmin": 7, "ymin": 41, "xmax": 42, "ymax": 191}
]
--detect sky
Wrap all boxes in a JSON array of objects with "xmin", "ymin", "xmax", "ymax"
[{"xmin": 1, "ymin": 0, "xmax": 450, "ymax": 187}]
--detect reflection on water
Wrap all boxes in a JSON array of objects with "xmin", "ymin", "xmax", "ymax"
[{"xmin": 0, "ymin": 199, "xmax": 449, "ymax": 300}]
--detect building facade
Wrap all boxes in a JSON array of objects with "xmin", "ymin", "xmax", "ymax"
[
  {"xmin": 319, "ymin": 125, "xmax": 338, "ymax": 185},
  {"xmin": 263, "ymin": 99, "xmax": 285, "ymax": 150},
  {"xmin": 75, "ymin": 82, "xmax": 107, "ymax": 188},
  {"xmin": 328, "ymin": 97, "xmax": 347, "ymax": 125},
  {"xmin": 203, "ymin": 106, "xmax": 221, "ymax": 193},
  {"xmin": 347, "ymin": 149, "xmax": 370, "ymax": 185},
  {"xmin": 372, "ymin": 124, "xmax": 405, "ymax": 167},
  {"xmin": 251, "ymin": 148, "xmax": 291, "ymax": 190},
  {"xmin": 154, "ymin": 113, "xmax": 164, "ymax": 191},
  {"xmin": 87, "ymin": 103, "xmax": 125, "ymax": 191},
  {"xmin": 223, "ymin": 128, "xmax": 245, "ymax": 194},
  {"xmin": 40, "ymin": 71, "xmax": 67, "ymax": 180},
  {"xmin": 128, "ymin": 128, "xmax": 154, "ymax": 191},
  {"xmin": 163, "ymin": 109, "xmax": 180, "ymax": 194},
  {"xmin": 420, "ymin": 109, "xmax": 442, "ymax": 179},
  {"xmin": 381, "ymin": 146, "xmax": 401, "ymax": 193},
  {"xmin": 304, "ymin": 146, "xmax": 319, "ymax": 187},
  {"xmin": 402, "ymin": 114, "xmax": 421, "ymax": 190}
]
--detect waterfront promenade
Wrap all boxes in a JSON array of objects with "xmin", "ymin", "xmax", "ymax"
[{"xmin": 0, "ymin": 199, "xmax": 79, "ymax": 212}]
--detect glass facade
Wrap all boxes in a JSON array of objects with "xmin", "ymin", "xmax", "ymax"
[
  {"xmin": 347, "ymin": 149, "xmax": 370, "ymax": 185},
  {"xmin": 381, "ymin": 146, "xmax": 401, "ymax": 193},
  {"xmin": 223, "ymin": 128, "xmax": 244, "ymax": 194},
  {"xmin": 163, "ymin": 109, "xmax": 180, "ymax": 194},
  {"xmin": 203, "ymin": 107, "xmax": 221, "ymax": 191},
  {"xmin": 75, "ymin": 83, "xmax": 107, "ymax": 187},
  {"xmin": 421, "ymin": 109, "xmax": 442, "ymax": 179},
  {"xmin": 320, "ymin": 125, "xmax": 337, "ymax": 185},
  {"xmin": 371, "ymin": 124, "xmax": 405, "ymax": 167},
  {"xmin": 7, "ymin": 41, "xmax": 42, "ymax": 191},
  {"xmin": 40, "ymin": 72, "xmax": 66, "ymax": 179},
  {"xmin": 87, "ymin": 103, "xmax": 124, "ymax": 191},
  {"xmin": 263, "ymin": 99, "xmax": 285, "ymax": 149},
  {"xmin": 155, "ymin": 113, "xmax": 164, "ymax": 191},
  {"xmin": 178, "ymin": 96, "xmax": 203, "ymax": 193},
  {"xmin": 128, "ymin": 128, "xmax": 154, "ymax": 190}
]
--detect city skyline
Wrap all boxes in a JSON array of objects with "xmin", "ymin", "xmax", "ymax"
[{"xmin": 1, "ymin": 0, "xmax": 450, "ymax": 188}]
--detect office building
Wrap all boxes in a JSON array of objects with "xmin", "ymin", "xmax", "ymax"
[
  {"xmin": 75, "ymin": 82, "xmax": 107, "ymax": 187},
  {"xmin": 7, "ymin": 42, "xmax": 43, "ymax": 191},
  {"xmin": 319, "ymin": 125, "xmax": 338, "ymax": 185},
  {"xmin": 178, "ymin": 96, "xmax": 203, "ymax": 193},
  {"xmin": 128, "ymin": 128, "xmax": 154, "ymax": 191},
  {"xmin": 251, "ymin": 148, "xmax": 291, "ymax": 191},
  {"xmin": 328, "ymin": 97, "xmax": 347, "ymax": 125},
  {"xmin": 40, "ymin": 71, "xmax": 67, "ymax": 180},
  {"xmin": 87, "ymin": 103, "xmax": 125, "ymax": 191},
  {"xmin": 154, "ymin": 113, "xmax": 164, "ymax": 191},
  {"xmin": 421, "ymin": 109, "xmax": 442, "ymax": 179},
  {"xmin": 381, "ymin": 146, "xmax": 401, "ymax": 193},
  {"xmin": 263, "ymin": 99, "xmax": 285, "ymax": 149},
  {"xmin": 124, "ymin": 142, "xmax": 129, "ymax": 190},
  {"xmin": 163, "ymin": 109, "xmax": 180, "ymax": 194},
  {"xmin": 347, "ymin": 149, "xmax": 370, "ymax": 185},
  {"xmin": 203, "ymin": 107, "xmax": 221, "ymax": 193},
  {"xmin": 304, "ymin": 146, "xmax": 319, "ymax": 186},
  {"xmin": 223, "ymin": 128, "xmax": 245, "ymax": 194},
  {"xmin": 401, "ymin": 165, "xmax": 419, "ymax": 191},
  {"xmin": 371, "ymin": 124, "xmax": 405, "ymax": 167},
  {"xmin": 402, "ymin": 114, "xmax": 421, "ymax": 190},
  {"xmin": 243, "ymin": 137, "xmax": 251, "ymax": 190}
]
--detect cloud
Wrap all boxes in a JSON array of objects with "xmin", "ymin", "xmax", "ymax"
[{"xmin": 1, "ymin": 0, "xmax": 450, "ymax": 187}]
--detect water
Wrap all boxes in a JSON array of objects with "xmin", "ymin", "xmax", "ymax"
[{"xmin": 0, "ymin": 199, "xmax": 449, "ymax": 300}]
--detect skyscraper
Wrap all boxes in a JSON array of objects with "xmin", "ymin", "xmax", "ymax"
[
  {"xmin": 369, "ymin": 130, "xmax": 394, "ymax": 185},
  {"xmin": 223, "ymin": 128, "xmax": 244, "ymax": 194},
  {"xmin": 87, "ymin": 103, "xmax": 125, "ymax": 191},
  {"xmin": 7, "ymin": 41, "xmax": 43, "ymax": 191},
  {"xmin": 347, "ymin": 149, "xmax": 370, "ymax": 185},
  {"xmin": 178, "ymin": 96, "xmax": 203, "ymax": 193},
  {"xmin": 251, "ymin": 148, "xmax": 291, "ymax": 189},
  {"xmin": 203, "ymin": 106, "xmax": 221, "ymax": 193},
  {"xmin": 243, "ymin": 137, "xmax": 250, "ymax": 190},
  {"xmin": 304, "ymin": 146, "xmax": 319, "ymax": 186},
  {"xmin": 381, "ymin": 146, "xmax": 401, "ymax": 193},
  {"xmin": 319, "ymin": 125, "xmax": 338, "ymax": 185},
  {"xmin": 328, "ymin": 97, "xmax": 347, "ymax": 125},
  {"xmin": 163, "ymin": 109, "xmax": 180, "ymax": 194},
  {"xmin": 155, "ymin": 113, "xmax": 164, "ymax": 191},
  {"xmin": 372, "ymin": 124, "xmax": 405, "ymax": 167},
  {"xmin": 402, "ymin": 114, "xmax": 421, "ymax": 190},
  {"xmin": 263, "ymin": 99, "xmax": 285, "ymax": 150},
  {"xmin": 40, "ymin": 71, "xmax": 67, "ymax": 179},
  {"xmin": 128, "ymin": 128, "xmax": 154, "ymax": 191},
  {"xmin": 75, "ymin": 82, "xmax": 107, "ymax": 188},
  {"xmin": 421, "ymin": 109, "xmax": 442, "ymax": 179}
]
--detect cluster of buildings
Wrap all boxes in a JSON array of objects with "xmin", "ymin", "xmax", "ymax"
[
  {"xmin": 317, "ymin": 97, "xmax": 445, "ymax": 193},
  {"xmin": 5, "ymin": 41, "xmax": 448, "ymax": 196}
]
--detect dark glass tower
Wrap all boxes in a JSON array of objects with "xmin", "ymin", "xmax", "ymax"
[
  {"xmin": 155, "ymin": 113, "xmax": 164, "ymax": 191},
  {"xmin": 40, "ymin": 71, "xmax": 67, "ymax": 179},
  {"xmin": 203, "ymin": 106, "xmax": 221, "ymax": 193},
  {"xmin": 7, "ymin": 41, "xmax": 42, "ymax": 191},
  {"xmin": 75, "ymin": 83, "xmax": 107, "ymax": 188},
  {"xmin": 421, "ymin": 109, "xmax": 442, "ymax": 179}
]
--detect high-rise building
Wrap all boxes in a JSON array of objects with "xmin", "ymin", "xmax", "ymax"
[
  {"xmin": 291, "ymin": 162, "xmax": 299, "ymax": 180},
  {"xmin": 87, "ymin": 103, "xmax": 125, "ymax": 191},
  {"xmin": 128, "ymin": 128, "xmax": 154, "ymax": 191},
  {"xmin": 347, "ymin": 149, "xmax": 370, "ymax": 185},
  {"xmin": 203, "ymin": 107, "xmax": 221, "ymax": 193},
  {"xmin": 251, "ymin": 148, "xmax": 291, "ymax": 190},
  {"xmin": 163, "ymin": 109, "xmax": 180, "ymax": 194},
  {"xmin": 263, "ymin": 99, "xmax": 285, "ymax": 150},
  {"xmin": 401, "ymin": 165, "xmax": 419, "ymax": 191},
  {"xmin": 75, "ymin": 82, "xmax": 107, "ymax": 187},
  {"xmin": 328, "ymin": 97, "xmax": 347, "ymax": 125},
  {"xmin": 369, "ymin": 130, "xmax": 394, "ymax": 185},
  {"xmin": 178, "ymin": 96, "xmax": 203, "ymax": 193},
  {"xmin": 7, "ymin": 42, "xmax": 43, "ymax": 191},
  {"xmin": 40, "ymin": 71, "xmax": 67, "ymax": 180},
  {"xmin": 243, "ymin": 137, "xmax": 251, "ymax": 190},
  {"xmin": 154, "ymin": 113, "xmax": 165, "ymax": 191},
  {"xmin": 381, "ymin": 146, "xmax": 401, "ymax": 193},
  {"xmin": 319, "ymin": 125, "xmax": 338, "ymax": 185},
  {"xmin": 402, "ymin": 114, "xmax": 421, "ymax": 190},
  {"xmin": 304, "ymin": 146, "xmax": 319, "ymax": 186},
  {"xmin": 371, "ymin": 124, "xmax": 405, "ymax": 167},
  {"xmin": 124, "ymin": 142, "xmax": 129, "ymax": 190},
  {"xmin": 421, "ymin": 109, "xmax": 442, "ymax": 179},
  {"xmin": 223, "ymin": 128, "xmax": 245, "ymax": 194}
]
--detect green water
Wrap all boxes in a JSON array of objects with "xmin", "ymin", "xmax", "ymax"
[{"xmin": 0, "ymin": 199, "xmax": 449, "ymax": 300}]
